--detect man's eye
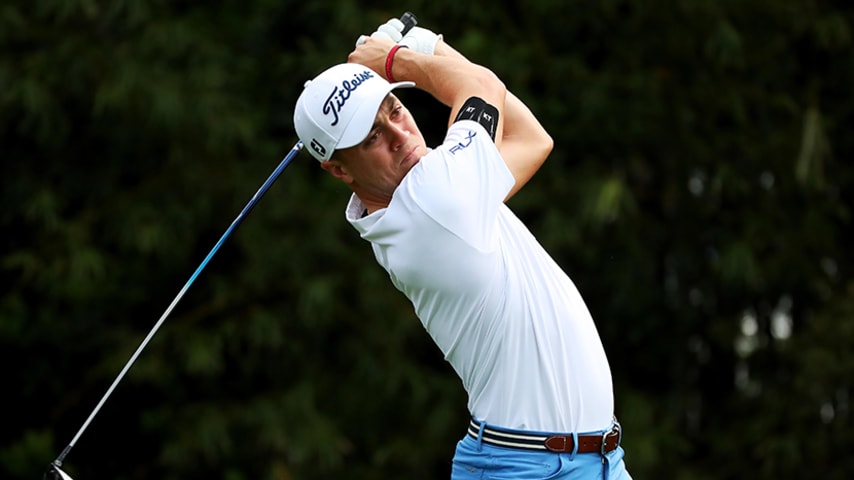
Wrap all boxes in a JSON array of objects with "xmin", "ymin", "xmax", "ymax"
[{"xmin": 391, "ymin": 106, "xmax": 402, "ymax": 117}]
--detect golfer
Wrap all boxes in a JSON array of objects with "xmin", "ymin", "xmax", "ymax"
[{"xmin": 293, "ymin": 18, "xmax": 632, "ymax": 480}]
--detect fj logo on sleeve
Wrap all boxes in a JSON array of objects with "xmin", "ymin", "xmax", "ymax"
[{"xmin": 449, "ymin": 130, "xmax": 477, "ymax": 155}]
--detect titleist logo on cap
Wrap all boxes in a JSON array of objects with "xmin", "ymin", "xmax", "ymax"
[{"xmin": 322, "ymin": 70, "xmax": 375, "ymax": 127}]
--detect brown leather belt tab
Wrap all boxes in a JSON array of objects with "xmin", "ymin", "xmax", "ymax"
[{"xmin": 467, "ymin": 418, "xmax": 622, "ymax": 454}]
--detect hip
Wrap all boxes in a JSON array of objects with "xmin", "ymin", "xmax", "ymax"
[{"xmin": 451, "ymin": 420, "xmax": 632, "ymax": 480}]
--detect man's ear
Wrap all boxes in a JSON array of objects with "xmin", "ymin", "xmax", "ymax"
[{"xmin": 320, "ymin": 159, "xmax": 353, "ymax": 184}]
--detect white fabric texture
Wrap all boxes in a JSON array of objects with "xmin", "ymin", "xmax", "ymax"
[{"xmin": 346, "ymin": 120, "xmax": 614, "ymax": 433}]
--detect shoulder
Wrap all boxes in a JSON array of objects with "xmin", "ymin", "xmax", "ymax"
[
  {"xmin": 399, "ymin": 122, "xmax": 513, "ymax": 197},
  {"xmin": 441, "ymin": 120, "xmax": 498, "ymax": 158}
]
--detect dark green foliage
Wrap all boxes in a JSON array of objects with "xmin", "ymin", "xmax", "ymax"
[{"xmin": 2, "ymin": 1, "xmax": 852, "ymax": 479}]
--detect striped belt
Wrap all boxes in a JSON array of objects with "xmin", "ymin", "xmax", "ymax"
[{"xmin": 467, "ymin": 418, "xmax": 622, "ymax": 454}]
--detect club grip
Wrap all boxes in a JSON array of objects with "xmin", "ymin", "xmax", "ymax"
[{"xmin": 400, "ymin": 11, "xmax": 418, "ymax": 36}]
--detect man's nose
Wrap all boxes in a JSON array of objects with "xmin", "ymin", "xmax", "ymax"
[{"xmin": 389, "ymin": 123, "xmax": 409, "ymax": 150}]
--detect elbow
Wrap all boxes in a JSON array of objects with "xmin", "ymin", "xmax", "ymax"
[
  {"xmin": 543, "ymin": 132, "xmax": 554, "ymax": 156},
  {"xmin": 538, "ymin": 130, "xmax": 554, "ymax": 165}
]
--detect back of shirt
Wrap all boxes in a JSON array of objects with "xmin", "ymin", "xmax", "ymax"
[{"xmin": 348, "ymin": 120, "xmax": 614, "ymax": 433}]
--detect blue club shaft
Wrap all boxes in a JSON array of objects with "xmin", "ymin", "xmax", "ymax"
[{"xmin": 54, "ymin": 141, "xmax": 304, "ymax": 467}]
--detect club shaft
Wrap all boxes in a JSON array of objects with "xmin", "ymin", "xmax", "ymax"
[{"xmin": 54, "ymin": 141, "xmax": 304, "ymax": 466}]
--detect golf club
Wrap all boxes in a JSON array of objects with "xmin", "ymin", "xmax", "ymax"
[
  {"xmin": 400, "ymin": 11, "xmax": 417, "ymax": 34},
  {"xmin": 45, "ymin": 11, "xmax": 419, "ymax": 479},
  {"xmin": 44, "ymin": 140, "xmax": 304, "ymax": 480}
]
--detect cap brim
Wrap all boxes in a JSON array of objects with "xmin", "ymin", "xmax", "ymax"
[{"xmin": 336, "ymin": 81, "xmax": 416, "ymax": 150}]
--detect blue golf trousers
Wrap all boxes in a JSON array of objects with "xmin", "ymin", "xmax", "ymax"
[{"xmin": 450, "ymin": 423, "xmax": 633, "ymax": 480}]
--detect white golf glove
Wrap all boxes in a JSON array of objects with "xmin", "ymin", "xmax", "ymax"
[
  {"xmin": 400, "ymin": 26, "xmax": 442, "ymax": 55},
  {"xmin": 356, "ymin": 18, "xmax": 404, "ymax": 45},
  {"xmin": 356, "ymin": 18, "xmax": 441, "ymax": 55}
]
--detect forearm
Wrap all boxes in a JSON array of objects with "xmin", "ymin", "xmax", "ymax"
[
  {"xmin": 393, "ymin": 47, "xmax": 504, "ymax": 116},
  {"xmin": 349, "ymin": 37, "xmax": 506, "ymax": 145}
]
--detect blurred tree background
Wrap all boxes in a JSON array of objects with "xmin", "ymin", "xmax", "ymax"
[{"xmin": 2, "ymin": 0, "xmax": 852, "ymax": 478}]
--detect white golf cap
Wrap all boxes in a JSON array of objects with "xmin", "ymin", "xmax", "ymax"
[{"xmin": 294, "ymin": 63, "xmax": 415, "ymax": 162}]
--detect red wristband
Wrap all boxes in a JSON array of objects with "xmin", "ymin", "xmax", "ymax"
[{"xmin": 385, "ymin": 44, "xmax": 406, "ymax": 83}]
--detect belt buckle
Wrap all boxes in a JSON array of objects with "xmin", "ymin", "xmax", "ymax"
[{"xmin": 600, "ymin": 418, "xmax": 622, "ymax": 456}]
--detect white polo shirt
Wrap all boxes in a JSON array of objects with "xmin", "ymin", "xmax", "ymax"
[{"xmin": 347, "ymin": 120, "xmax": 614, "ymax": 433}]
